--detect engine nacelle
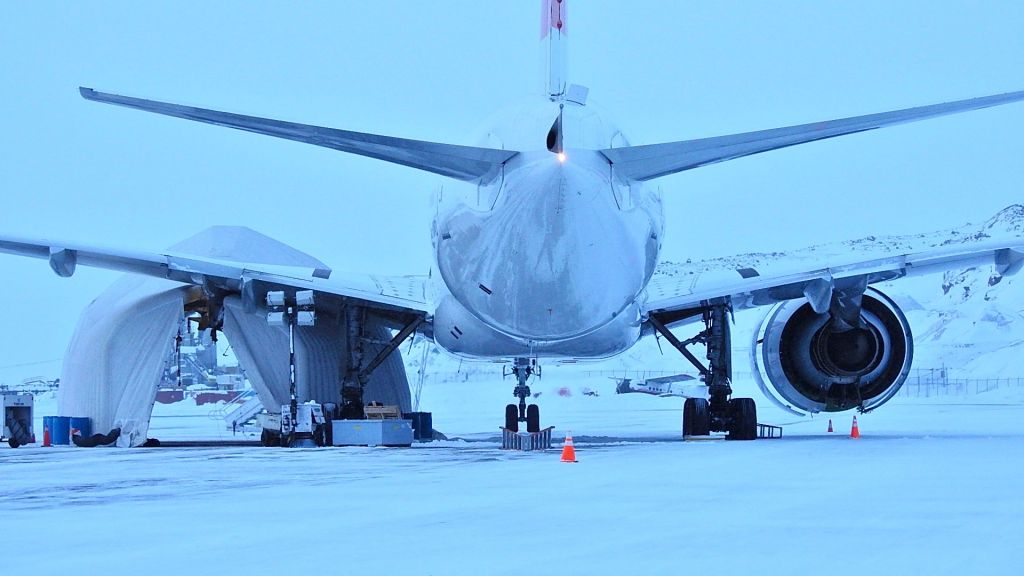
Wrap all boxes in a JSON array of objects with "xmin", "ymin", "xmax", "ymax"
[{"xmin": 751, "ymin": 287, "xmax": 913, "ymax": 415}]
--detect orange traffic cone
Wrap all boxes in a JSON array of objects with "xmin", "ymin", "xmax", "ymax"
[
  {"xmin": 42, "ymin": 426, "xmax": 51, "ymax": 447},
  {"xmin": 850, "ymin": 416, "xmax": 861, "ymax": 439},
  {"xmin": 560, "ymin": 434, "xmax": 577, "ymax": 463},
  {"xmin": 827, "ymin": 419, "xmax": 834, "ymax": 433}
]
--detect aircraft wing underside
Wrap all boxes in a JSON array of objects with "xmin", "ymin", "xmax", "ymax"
[
  {"xmin": 0, "ymin": 234, "xmax": 431, "ymax": 319},
  {"xmin": 644, "ymin": 239, "xmax": 1024, "ymax": 322}
]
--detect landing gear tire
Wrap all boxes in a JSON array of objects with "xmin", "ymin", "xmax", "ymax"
[
  {"xmin": 727, "ymin": 398, "xmax": 757, "ymax": 441},
  {"xmin": 505, "ymin": 404, "xmax": 519, "ymax": 432},
  {"xmin": 683, "ymin": 398, "xmax": 711, "ymax": 436},
  {"xmin": 261, "ymin": 429, "xmax": 280, "ymax": 447},
  {"xmin": 526, "ymin": 404, "xmax": 540, "ymax": 433},
  {"xmin": 8, "ymin": 437, "xmax": 19, "ymax": 448}
]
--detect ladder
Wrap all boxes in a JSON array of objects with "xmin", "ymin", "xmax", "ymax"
[{"xmin": 217, "ymin": 391, "xmax": 263, "ymax": 429}]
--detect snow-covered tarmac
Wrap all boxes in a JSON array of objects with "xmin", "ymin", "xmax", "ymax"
[{"xmin": 3, "ymin": 384, "xmax": 1023, "ymax": 575}]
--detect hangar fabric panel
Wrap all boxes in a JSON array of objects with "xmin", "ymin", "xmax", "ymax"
[{"xmin": 59, "ymin": 275, "xmax": 186, "ymax": 446}]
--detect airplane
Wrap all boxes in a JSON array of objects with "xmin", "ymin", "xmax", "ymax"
[
  {"xmin": 2, "ymin": 0, "xmax": 1023, "ymax": 442},
  {"xmin": 613, "ymin": 374, "xmax": 700, "ymax": 398}
]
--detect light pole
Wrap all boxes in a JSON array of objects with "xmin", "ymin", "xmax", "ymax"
[{"xmin": 266, "ymin": 289, "xmax": 316, "ymax": 446}]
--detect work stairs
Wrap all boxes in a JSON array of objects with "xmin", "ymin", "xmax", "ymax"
[{"xmin": 209, "ymin": 391, "xmax": 263, "ymax": 429}]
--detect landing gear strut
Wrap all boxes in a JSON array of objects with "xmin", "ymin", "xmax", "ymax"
[
  {"xmin": 649, "ymin": 299, "xmax": 758, "ymax": 440},
  {"xmin": 504, "ymin": 358, "xmax": 541, "ymax": 433},
  {"xmin": 339, "ymin": 306, "xmax": 424, "ymax": 421}
]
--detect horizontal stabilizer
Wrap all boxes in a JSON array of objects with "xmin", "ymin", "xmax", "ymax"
[
  {"xmin": 601, "ymin": 89, "xmax": 1024, "ymax": 181},
  {"xmin": 80, "ymin": 88, "xmax": 518, "ymax": 182}
]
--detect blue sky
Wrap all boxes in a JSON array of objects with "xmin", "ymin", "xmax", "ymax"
[{"xmin": 1, "ymin": 1, "xmax": 1023, "ymax": 381}]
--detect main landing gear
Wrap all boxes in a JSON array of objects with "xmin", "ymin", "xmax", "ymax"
[
  {"xmin": 339, "ymin": 306, "xmax": 425, "ymax": 421},
  {"xmin": 649, "ymin": 299, "xmax": 758, "ymax": 441},
  {"xmin": 504, "ymin": 357, "xmax": 541, "ymax": 433}
]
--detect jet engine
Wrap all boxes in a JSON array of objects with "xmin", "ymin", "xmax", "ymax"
[{"xmin": 751, "ymin": 287, "xmax": 913, "ymax": 415}]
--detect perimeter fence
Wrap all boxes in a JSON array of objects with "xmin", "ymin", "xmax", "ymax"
[
  {"xmin": 897, "ymin": 370, "xmax": 1024, "ymax": 398},
  {"xmin": 577, "ymin": 368, "xmax": 1024, "ymax": 398}
]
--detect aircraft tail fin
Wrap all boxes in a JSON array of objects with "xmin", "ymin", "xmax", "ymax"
[
  {"xmin": 541, "ymin": 0, "xmax": 568, "ymax": 100},
  {"xmin": 80, "ymin": 88, "xmax": 518, "ymax": 183}
]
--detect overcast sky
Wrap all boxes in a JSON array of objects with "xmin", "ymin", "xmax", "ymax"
[{"xmin": 1, "ymin": 1, "xmax": 1023, "ymax": 383}]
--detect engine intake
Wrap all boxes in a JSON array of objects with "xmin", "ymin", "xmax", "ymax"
[{"xmin": 751, "ymin": 287, "xmax": 913, "ymax": 415}]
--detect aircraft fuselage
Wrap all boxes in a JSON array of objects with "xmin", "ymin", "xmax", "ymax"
[{"xmin": 432, "ymin": 100, "xmax": 664, "ymax": 359}]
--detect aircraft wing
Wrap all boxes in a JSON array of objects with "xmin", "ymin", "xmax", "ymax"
[
  {"xmin": 644, "ymin": 239, "xmax": 1024, "ymax": 322},
  {"xmin": 0, "ymin": 234, "xmax": 431, "ymax": 316},
  {"xmin": 644, "ymin": 373, "xmax": 697, "ymax": 385},
  {"xmin": 600, "ymin": 90, "xmax": 1024, "ymax": 182},
  {"xmin": 79, "ymin": 88, "xmax": 518, "ymax": 183}
]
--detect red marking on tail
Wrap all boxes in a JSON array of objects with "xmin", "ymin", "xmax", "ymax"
[{"xmin": 541, "ymin": 0, "xmax": 567, "ymax": 38}]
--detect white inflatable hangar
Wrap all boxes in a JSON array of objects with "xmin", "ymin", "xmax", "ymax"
[{"xmin": 58, "ymin": 227, "xmax": 413, "ymax": 446}]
